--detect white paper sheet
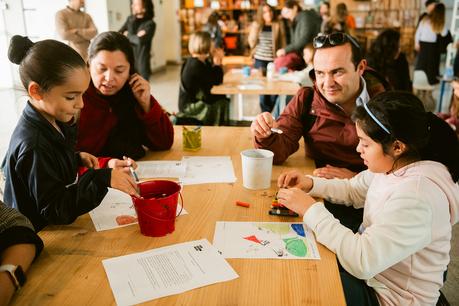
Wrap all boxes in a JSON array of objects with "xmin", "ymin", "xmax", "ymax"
[
  {"xmin": 135, "ymin": 161, "xmax": 186, "ymax": 179},
  {"xmin": 180, "ymin": 156, "xmax": 237, "ymax": 185},
  {"xmin": 103, "ymin": 239, "xmax": 238, "ymax": 305},
  {"xmin": 89, "ymin": 188, "xmax": 188, "ymax": 232},
  {"xmin": 213, "ymin": 221, "xmax": 320, "ymax": 260}
]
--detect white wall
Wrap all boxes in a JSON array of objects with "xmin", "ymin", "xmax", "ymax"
[
  {"xmin": 85, "ymin": 0, "xmax": 109, "ymax": 32},
  {"xmin": 162, "ymin": 0, "xmax": 181, "ymax": 64}
]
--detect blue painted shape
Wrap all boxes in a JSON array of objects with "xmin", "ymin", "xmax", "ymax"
[{"xmin": 291, "ymin": 224, "xmax": 305, "ymax": 237}]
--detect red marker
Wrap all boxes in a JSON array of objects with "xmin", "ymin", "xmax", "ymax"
[{"xmin": 236, "ymin": 201, "xmax": 250, "ymax": 208}]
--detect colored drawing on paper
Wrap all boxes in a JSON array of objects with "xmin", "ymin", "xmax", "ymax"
[
  {"xmin": 257, "ymin": 223, "xmax": 291, "ymax": 235},
  {"xmin": 243, "ymin": 235, "xmax": 269, "ymax": 246},
  {"xmin": 283, "ymin": 237, "xmax": 307, "ymax": 257},
  {"xmin": 291, "ymin": 224, "xmax": 305, "ymax": 237},
  {"xmin": 213, "ymin": 222, "xmax": 320, "ymax": 260}
]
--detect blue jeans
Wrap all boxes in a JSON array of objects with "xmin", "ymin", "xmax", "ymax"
[{"xmin": 254, "ymin": 59, "xmax": 277, "ymax": 113}]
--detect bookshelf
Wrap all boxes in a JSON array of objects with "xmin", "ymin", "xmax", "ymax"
[{"xmin": 179, "ymin": 0, "xmax": 286, "ymax": 57}]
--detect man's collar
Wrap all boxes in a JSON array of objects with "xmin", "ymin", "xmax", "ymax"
[{"xmin": 356, "ymin": 76, "xmax": 370, "ymax": 106}]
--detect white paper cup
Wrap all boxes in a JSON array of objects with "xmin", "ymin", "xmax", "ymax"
[{"xmin": 240, "ymin": 149, "xmax": 274, "ymax": 190}]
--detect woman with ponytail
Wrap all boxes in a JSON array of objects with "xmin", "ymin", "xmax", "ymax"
[
  {"xmin": 2, "ymin": 36, "xmax": 140, "ymax": 232},
  {"xmin": 276, "ymin": 91, "xmax": 459, "ymax": 305}
]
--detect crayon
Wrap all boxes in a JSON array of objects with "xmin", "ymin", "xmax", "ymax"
[{"xmin": 236, "ymin": 201, "xmax": 250, "ymax": 208}]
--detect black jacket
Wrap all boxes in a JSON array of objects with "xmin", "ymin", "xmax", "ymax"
[
  {"xmin": 178, "ymin": 57, "xmax": 224, "ymax": 112},
  {"xmin": 119, "ymin": 16, "xmax": 156, "ymax": 80},
  {"xmin": 2, "ymin": 102, "xmax": 111, "ymax": 232}
]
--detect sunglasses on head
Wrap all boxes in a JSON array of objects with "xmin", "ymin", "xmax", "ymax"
[{"xmin": 313, "ymin": 32, "xmax": 361, "ymax": 50}]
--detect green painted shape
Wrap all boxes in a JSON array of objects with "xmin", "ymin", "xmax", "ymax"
[
  {"xmin": 283, "ymin": 238, "xmax": 307, "ymax": 257},
  {"xmin": 257, "ymin": 223, "xmax": 291, "ymax": 235}
]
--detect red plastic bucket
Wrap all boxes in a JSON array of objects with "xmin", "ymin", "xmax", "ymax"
[{"xmin": 131, "ymin": 180, "xmax": 183, "ymax": 237}]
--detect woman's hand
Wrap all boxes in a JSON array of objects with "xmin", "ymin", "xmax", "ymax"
[
  {"xmin": 108, "ymin": 157, "xmax": 137, "ymax": 174},
  {"xmin": 110, "ymin": 168, "xmax": 140, "ymax": 197},
  {"xmin": 79, "ymin": 152, "xmax": 100, "ymax": 169},
  {"xmin": 129, "ymin": 73, "xmax": 151, "ymax": 113},
  {"xmin": 277, "ymin": 170, "xmax": 313, "ymax": 192},
  {"xmin": 313, "ymin": 165, "xmax": 356, "ymax": 179},
  {"xmin": 277, "ymin": 188, "xmax": 317, "ymax": 217}
]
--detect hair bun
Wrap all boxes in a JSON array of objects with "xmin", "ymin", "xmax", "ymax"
[{"xmin": 8, "ymin": 35, "xmax": 35, "ymax": 64}]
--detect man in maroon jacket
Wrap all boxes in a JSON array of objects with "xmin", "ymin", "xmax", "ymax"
[
  {"xmin": 251, "ymin": 32, "xmax": 388, "ymax": 179},
  {"xmin": 251, "ymin": 33, "xmax": 389, "ymax": 231}
]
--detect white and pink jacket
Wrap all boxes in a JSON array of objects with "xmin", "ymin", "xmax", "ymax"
[{"xmin": 304, "ymin": 161, "xmax": 459, "ymax": 306}]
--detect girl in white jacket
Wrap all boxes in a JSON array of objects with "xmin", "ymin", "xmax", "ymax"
[{"xmin": 277, "ymin": 91, "xmax": 459, "ymax": 306}]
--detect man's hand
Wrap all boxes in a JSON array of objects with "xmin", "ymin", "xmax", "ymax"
[
  {"xmin": 250, "ymin": 112, "xmax": 277, "ymax": 139},
  {"xmin": 313, "ymin": 165, "xmax": 356, "ymax": 179}
]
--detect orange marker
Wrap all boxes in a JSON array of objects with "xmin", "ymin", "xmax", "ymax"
[{"xmin": 236, "ymin": 201, "xmax": 250, "ymax": 208}]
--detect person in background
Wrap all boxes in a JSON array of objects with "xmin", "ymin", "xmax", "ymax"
[
  {"xmin": 277, "ymin": 91, "xmax": 459, "ymax": 306},
  {"xmin": 55, "ymin": 0, "xmax": 97, "ymax": 61},
  {"xmin": 415, "ymin": 2, "xmax": 450, "ymax": 85},
  {"xmin": 273, "ymin": 43, "xmax": 315, "ymax": 118},
  {"xmin": 439, "ymin": 80, "xmax": 459, "ymax": 134},
  {"xmin": 178, "ymin": 31, "xmax": 229, "ymax": 126},
  {"xmin": 335, "ymin": 2, "xmax": 356, "ymax": 34},
  {"xmin": 366, "ymin": 29, "xmax": 412, "ymax": 91},
  {"xmin": 119, "ymin": 0, "xmax": 155, "ymax": 80},
  {"xmin": 278, "ymin": 43, "xmax": 314, "ymax": 87},
  {"xmin": 248, "ymin": 3, "xmax": 286, "ymax": 112},
  {"xmin": 2, "ymin": 35, "xmax": 139, "ymax": 232},
  {"xmin": 203, "ymin": 12, "xmax": 224, "ymax": 49},
  {"xmin": 0, "ymin": 201, "xmax": 43, "ymax": 305},
  {"xmin": 318, "ymin": 1, "xmax": 331, "ymax": 33},
  {"xmin": 251, "ymin": 32, "xmax": 389, "ymax": 232},
  {"xmin": 417, "ymin": 0, "xmax": 439, "ymax": 28},
  {"xmin": 77, "ymin": 31, "xmax": 173, "ymax": 161},
  {"xmin": 276, "ymin": 0, "xmax": 321, "ymax": 71}
]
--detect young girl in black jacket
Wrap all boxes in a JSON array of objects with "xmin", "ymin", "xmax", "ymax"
[{"xmin": 2, "ymin": 35, "xmax": 139, "ymax": 231}]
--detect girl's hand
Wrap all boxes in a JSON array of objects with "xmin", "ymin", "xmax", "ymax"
[
  {"xmin": 129, "ymin": 73, "xmax": 151, "ymax": 113},
  {"xmin": 107, "ymin": 157, "xmax": 137, "ymax": 174},
  {"xmin": 277, "ymin": 188, "xmax": 317, "ymax": 217},
  {"xmin": 277, "ymin": 170, "xmax": 313, "ymax": 192},
  {"xmin": 110, "ymin": 168, "xmax": 140, "ymax": 197},
  {"xmin": 79, "ymin": 152, "xmax": 100, "ymax": 169}
]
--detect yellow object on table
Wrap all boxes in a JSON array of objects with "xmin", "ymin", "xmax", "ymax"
[{"xmin": 182, "ymin": 126, "xmax": 201, "ymax": 151}]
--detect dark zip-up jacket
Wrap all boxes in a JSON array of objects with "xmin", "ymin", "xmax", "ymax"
[{"xmin": 2, "ymin": 102, "xmax": 111, "ymax": 232}]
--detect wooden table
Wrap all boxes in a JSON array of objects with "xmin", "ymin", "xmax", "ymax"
[
  {"xmin": 12, "ymin": 126, "xmax": 345, "ymax": 306},
  {"xmin": 212, "ymin": 70, "xmax": 300, "ymax": 121}
]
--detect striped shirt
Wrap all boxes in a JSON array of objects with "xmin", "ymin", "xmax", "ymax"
[{"xmin": 254, "ymin": 25, "xmax": 274, "ymax": 61}]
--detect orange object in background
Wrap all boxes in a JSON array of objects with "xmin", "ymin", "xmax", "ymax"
[{"xmin": 224, "ymin": 36, "xmax": 238, "ymax": 50}]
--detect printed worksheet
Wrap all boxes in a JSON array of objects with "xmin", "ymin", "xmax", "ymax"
[
  {"xmin": 89, "ymin": 188, "xmax": 187, "ymax": 232},
  {"xmin": 136, "ymin": 161, "xmax": 186, "ymax": 179},
  {"xmin": 213, "ymin": 221, "xmax": 320, "ymax": 260},
  {"xmin": 180, "ymin": 156, "xmax": 237, "ymax": 185},
  {"xmin": 103, "ymin": 239, "xmax": 238, "ymax": 305}
]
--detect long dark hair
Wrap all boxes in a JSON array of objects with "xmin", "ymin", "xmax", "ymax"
[
  {"xmin": 256, "ymin": 4, "xmax": 276, "ymax": 28},
  {"xmin": 8, "ymin": 35, "xmax": 86, "ymax": 92},
  {"xmin": 88, "ymin": 31, "xmax": 136, "ymax": 75},
  {"xmin": 141, "ymin": 0, "xmax": 154, "ymax": 19},
  {"xmin": 353, "ymin": 91, "xmax": 459, "ymax": 182},
  {"xmin": 367, "ymin": 29, "xmax": 400, "ymax": 77}
]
